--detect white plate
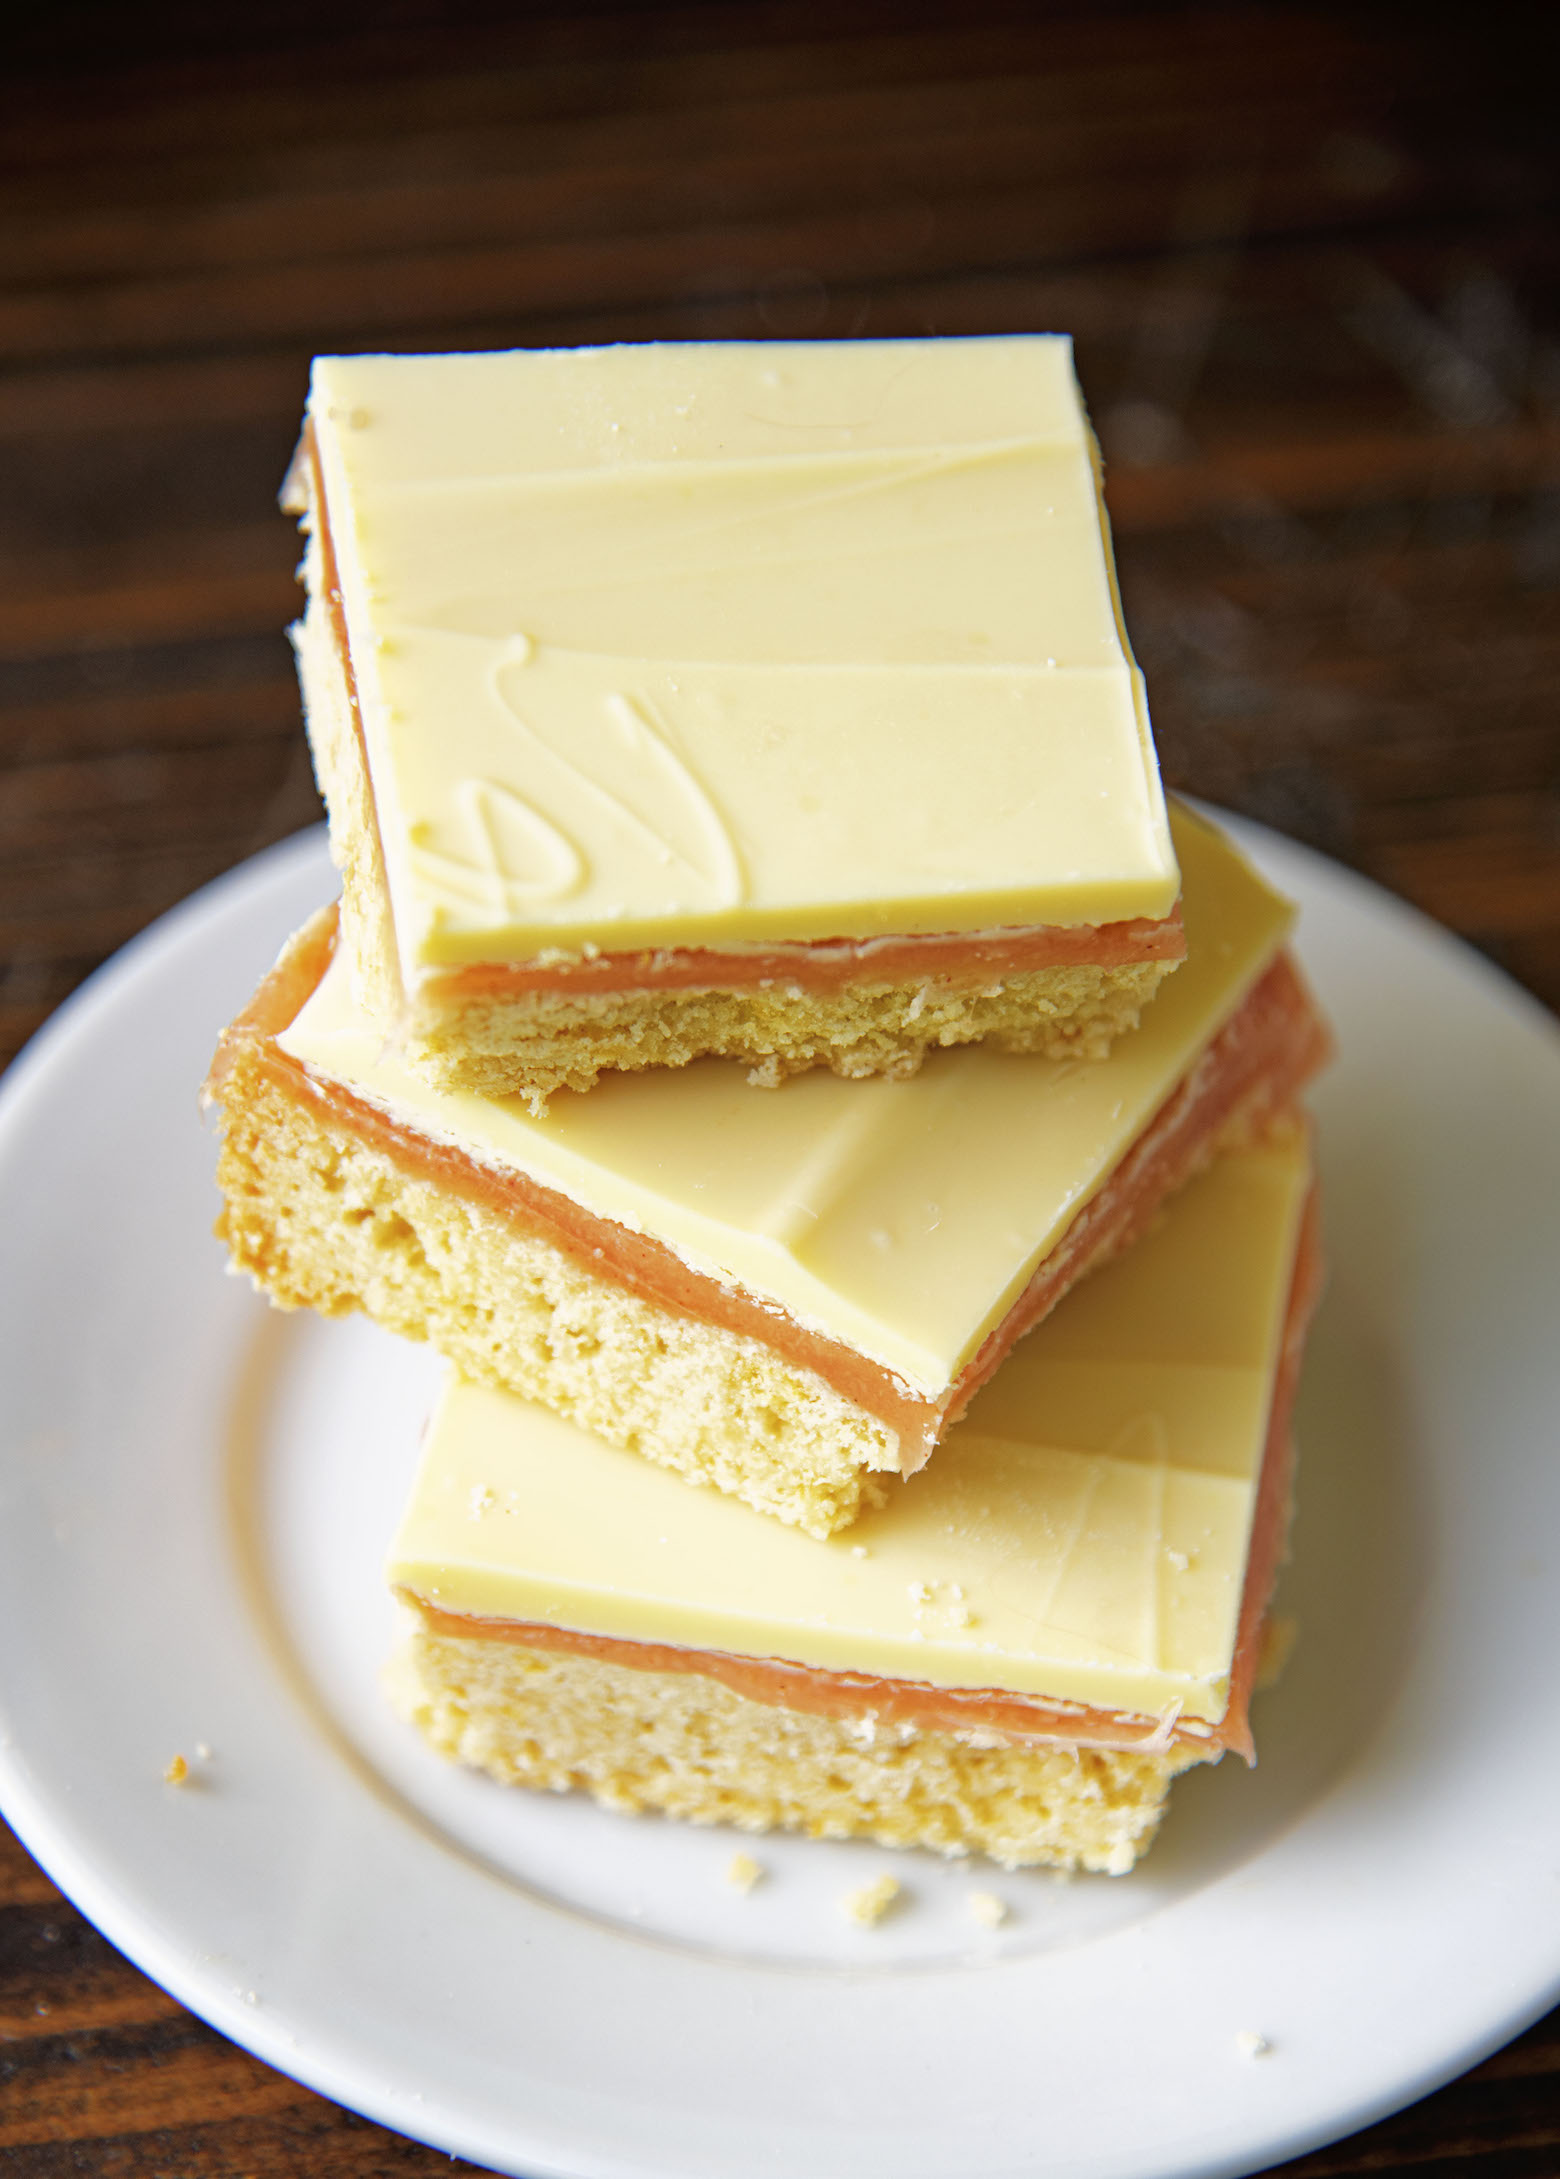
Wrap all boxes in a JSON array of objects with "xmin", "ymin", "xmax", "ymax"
[{"xmin": 2, "ymin": 820, "xmax": 1559, "ymax": 2179}]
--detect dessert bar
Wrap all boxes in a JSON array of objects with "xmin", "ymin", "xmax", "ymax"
[
  {"xmin": 388, "ymin": 1129, "xmax": 1322, "ymax": 1874},
  {"xmin": 288, "ymin": 337, "xmax": 1183, "ymax": 1101},
  {"xmin": 209, "ymin": 808, "xmax": 1328, "ymax": 1535}
]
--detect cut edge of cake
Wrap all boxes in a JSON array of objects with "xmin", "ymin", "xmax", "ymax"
[{"xmin": 386, "ymin": 1628, "xmax": 1205, "ymax": 1874}]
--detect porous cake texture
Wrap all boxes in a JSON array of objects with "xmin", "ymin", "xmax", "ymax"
[
  {"xmin": 389, "ymin": 1629, "xmax": 1197, "ymax": 1876},
  {"xmin": 288, "ymin": 338, "xmax": 1185, "ymax": 1101},
  {"xmin": 403, "ymin": 954, "xmax": 1179, "ymax": 1106}
]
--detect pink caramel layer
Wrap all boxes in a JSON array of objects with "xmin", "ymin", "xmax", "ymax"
[
  {"xmin": 422, "ymin": 905, "xmax": 1185, "ymax": 1001},
  {"xmin": 406, "ymin": 1175, "xmax": 1323, "ymax": 1764},
  {"xmin": 208, "ymin": 908, "xmax": 1330, "ymax": 1469},
  {"xmin": 302, "ymin": 422, "xmax": 1186, "ymax": 988}
]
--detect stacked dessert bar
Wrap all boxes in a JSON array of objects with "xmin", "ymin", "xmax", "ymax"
[{"xmin": 208, "ymin": 339, "xmax": 1329, "ymax": 1874}]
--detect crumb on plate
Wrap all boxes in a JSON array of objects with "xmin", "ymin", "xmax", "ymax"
[{"xmin": 842, "ymin": 1873, "xmax": 902, "ymax": 1926}]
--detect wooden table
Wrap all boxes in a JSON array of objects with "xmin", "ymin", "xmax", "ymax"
[{"xmin": 2, "ymin": 4, "xmax": 1557, "ymax": 2171}]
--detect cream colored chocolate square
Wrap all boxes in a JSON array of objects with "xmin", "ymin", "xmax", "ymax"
[
  {"xmin": 292, "ymin": 340, "xmax": 1185, "ymax": 1094},
  {"xmin": 391, "ymin": 1134, "xmax": 1313, "ymax": 1731},
  {"xmin": 307, "ymin": 338, "xmax": 1176, "ymax": 970},
  {"xmin": 387, "ymin": 1131, "xmax": 1318, "ymax": 1870},
  {"xmin": 276, "ymin": 808, "xmax": 1289, "ymax": 1399}
]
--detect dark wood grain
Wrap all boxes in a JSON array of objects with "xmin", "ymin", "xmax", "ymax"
[{"xmin": 2, "ymin": 2, "xmax": 1557, "ymax": 2172}]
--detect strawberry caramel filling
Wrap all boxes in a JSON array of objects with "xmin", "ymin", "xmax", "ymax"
[
  {"xmin": 208, "ymin": 907, "xmax": 1331, "ymax": 1471},
  {"xmin": 401, "ymin": 1167, "xmax": 1323, "ymax": 1765},
  {"xmin": 423, "ymin": 908, "xmax": 1185, "ymax": 1002},
  {"xmin": 297, "ymin": 422, "xmax": 1186, "ymax": 993}
]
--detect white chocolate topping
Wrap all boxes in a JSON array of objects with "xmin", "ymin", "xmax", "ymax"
[
  {"xmin": 390, "ymin": 1133, "xmax": 1312, "ymax": 1725},
  {"xmin": 279, "ymin": 806, "xmax": 1293, "ymax": 1394},
  {"xmin": 307, "ymin": 338, "xmax": 1178, "ymax": 971}
]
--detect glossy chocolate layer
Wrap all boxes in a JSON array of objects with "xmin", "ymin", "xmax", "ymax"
[
  {"xmin": 391, "ymin": 1132, "xmax": 1316, "ymax": 1735},
  {"xmin": 280, "ymin": 805, "xmax": 1294, "ymax": 1392},
  {"xmin": 306, "ymin": 337, "xmax": 1179, "ymax": 970}
]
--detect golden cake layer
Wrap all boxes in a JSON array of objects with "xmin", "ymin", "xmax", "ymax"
[
  {"xmin": 390, "ymin": 1130, "xmax": 1322, "ymax": 1873},
  {"xmin": 207, "ymin": 808, "xmax": 1328, "ymax": 1535},
  {"xmin": 288, "ymin": 337, "xmax": 1183, "ymax": 1100}
]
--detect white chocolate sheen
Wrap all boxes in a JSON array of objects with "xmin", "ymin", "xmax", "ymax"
[
  {"xmin": 391, "ymin": 1134, "xmax": 1311, "ymax": 1726},
  {"xmin": 280, "ymin": 809, "xmax": 1292, "ymax": 1393},
  {"xmin": 308, "ymin": 338, "xmax": 1178, "ymax": 971}
]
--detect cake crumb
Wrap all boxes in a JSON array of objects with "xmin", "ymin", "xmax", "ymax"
[
  {"xmin": 842, "ymin": 1874, "xmax": 902, "ymax": 1926},
  {"xmin": 725, "ymin": 1852, "xmax": 765, "ymax": 1894},
  {"xmin": 163, "ymin": 1754, "xmax": 189, "ymax": 1786},
  {"xmin": 968, "ymin": 1890, "xmax": 1008, "ymax": 1928},
  {"xmin": 1235, "ymin": 2029, "xmax": 1271, "ymax": 2059}
]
